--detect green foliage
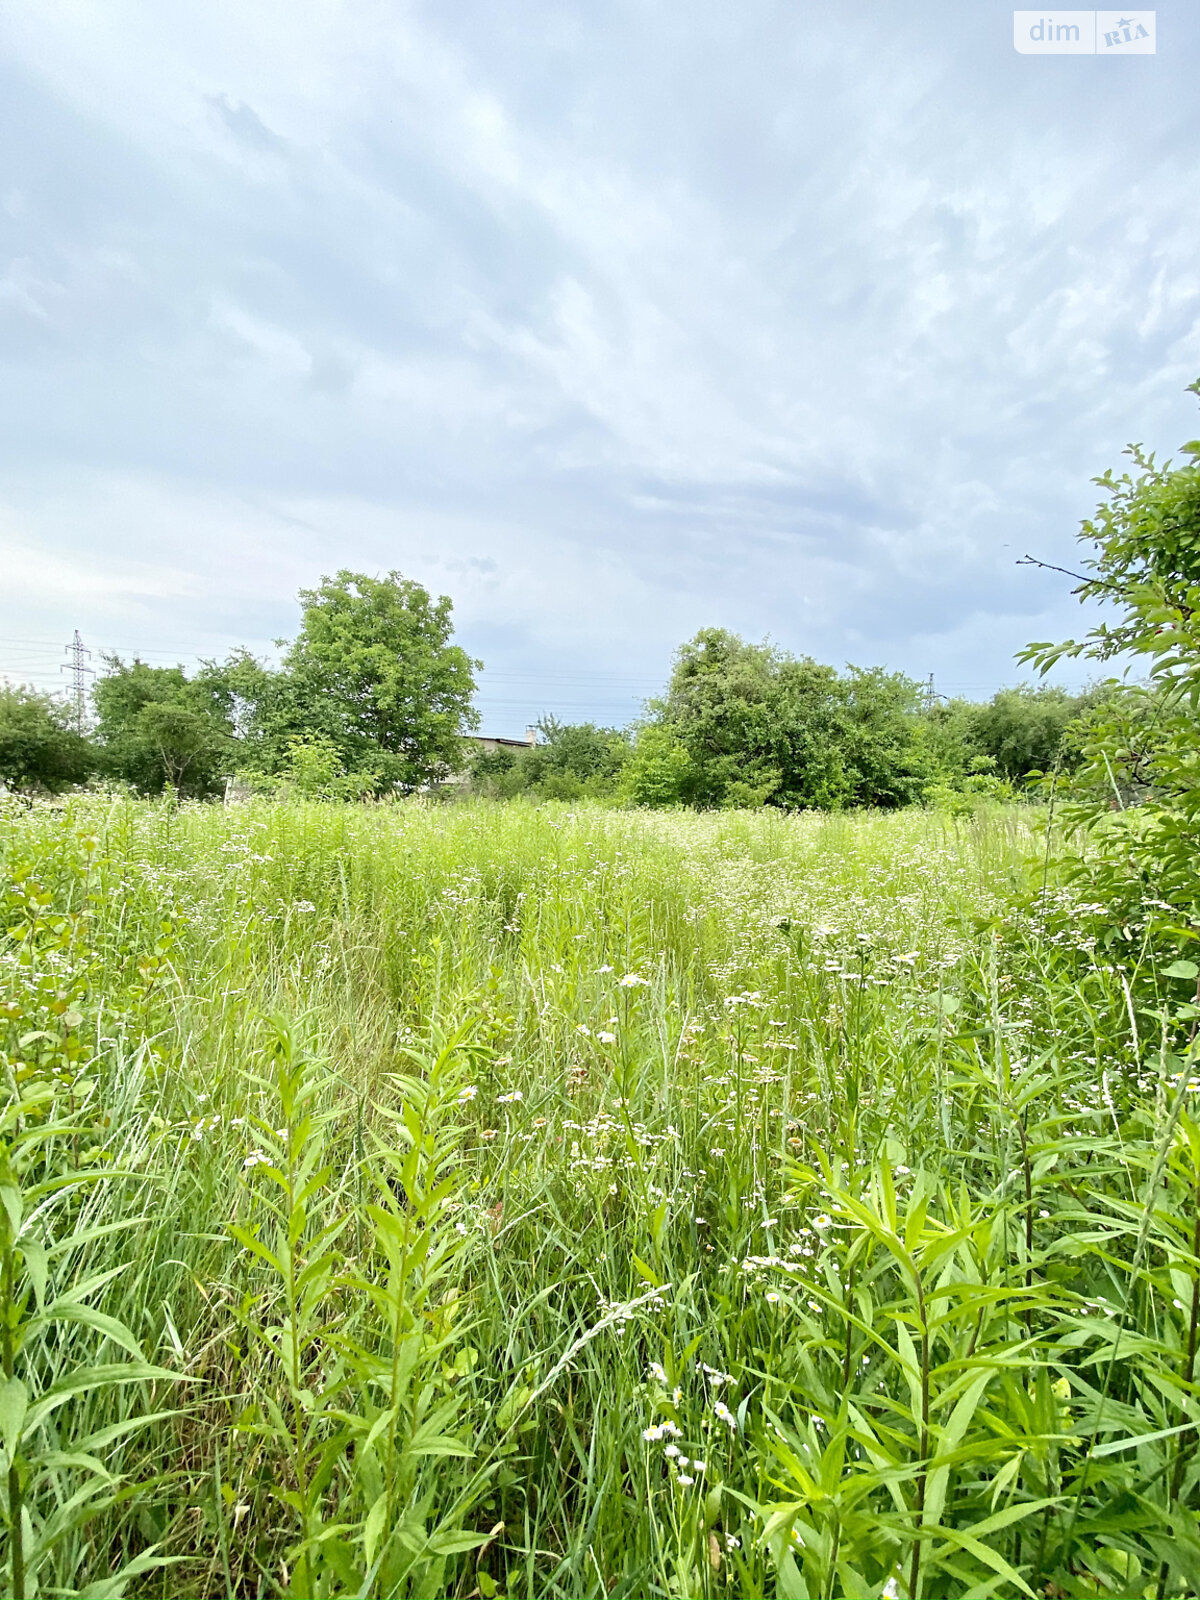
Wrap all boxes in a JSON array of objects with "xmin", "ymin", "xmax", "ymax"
[
  {"xmin": 229, "ymin": 1017, "xmax": 491, "ymax": 1595},
  {"xmin": 0, "ymin": 688, "xmax": 93, "ymax": 795},
  {"xmin": 91, "ymin": 658, "xmax": 234, "ymax": 797},
  {"xmin": 264, "ymin": 571, "xmax": 480, "ymax": 794},
  {"xmin": 973, "ymin": 684, "xmax": 1090, "ymax": 783},
  {"xmin": 838, "ymin": 665, "xmax": 930, "ymax": 806},
  {"xmin": 243, "ymin": 734, "xmax": 383, "ymax": 802},
  {"xmin": 1021, "ymin": 380, "xmax": 1200, "ymax": 930},
  {"xmin": 621, "ymin": 723, "xmax": 693, "ymax": 806},
  {"xmin": 468, "ymin": 719, "xmax": 631, "ymax": 802},
  {"xmin": 0, "ymin": 848, "xmax": 182, "ymax": 1598},
  {"xmin": 2, "ymin": 794, "xmax": 1197, "ymax": 1596},
  {"xmin": 86, "ymin": 572, "xmax": 479, "ymax": 802},
  {"xmin": 651, "ymin": 628, "xmax": 929, "ymax": 809}
]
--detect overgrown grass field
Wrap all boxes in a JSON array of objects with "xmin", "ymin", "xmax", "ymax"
[{"xmin": 1, "ymin": 796, "xmax": 1197, "ymax": 1598}]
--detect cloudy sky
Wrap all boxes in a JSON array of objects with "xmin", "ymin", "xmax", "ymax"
[{"xmin": 1, "ymin": 1, "xmax": 1198, "ymax": 733}]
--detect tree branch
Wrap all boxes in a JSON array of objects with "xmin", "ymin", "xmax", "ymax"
[{"xmin": 1018, "ymin": 555, "xmax": 1125, "ymax": 595}]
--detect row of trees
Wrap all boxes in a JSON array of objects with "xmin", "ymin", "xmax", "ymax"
[
  {"xmin": 469, "ymin": 643, "xmax": 1102, "ymax": 808},
  {"xmin": 8, "ymin": 375, "xmax": 1198, "ymax": 817},
  {"xmin": 1, "ymin": 572, "xmax": 479, "ymax": 800},
  {"xmin": 0, "ymin": 578, "xmax": 1104, "ymax": 809}
]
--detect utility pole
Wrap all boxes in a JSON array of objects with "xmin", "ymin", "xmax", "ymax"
[
  {"xmin": 61, "ymin": 630, "xmax": 94, "ymax": 734},
  {"xmin": 922, "ymin": 673, "xmax": 947, "ymax": 712}
]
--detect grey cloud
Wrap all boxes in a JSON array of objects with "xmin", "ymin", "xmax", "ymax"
[
  {"xmin": 208, "ymin": 94, "xmax": 289, "ymax": 154},
  {"xmin": 0, "ymin": 1, "xmax": 1197, "ymax": 725}
]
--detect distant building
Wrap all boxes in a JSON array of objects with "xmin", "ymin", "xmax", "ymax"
[
  {"xmin": 470, "ymin": 727, "xmax": 538, "ymax": 755},
  {"xmin": 443, "ymin": 725, "xmax": 537, "ymax": 787}
]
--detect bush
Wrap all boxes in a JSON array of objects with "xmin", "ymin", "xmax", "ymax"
[{"xmin": 0, "ymin": 686, "xmax": 94, "ymax": 793}]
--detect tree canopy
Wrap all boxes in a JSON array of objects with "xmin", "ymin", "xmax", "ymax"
[
  {"xmin": 249, "ymin": 571, "xmax": 480, "ymax": 793},
  {"xmin": 0, "ymin": 687, "xmax": 94, "ymax": 794},
  {"xmin": 91, "ymin": 658, "xmax": 235, "ymax": 798},
  {"xmin": 644, "ymin": 629, "xmax": 929, "ymax": 809},
  {"xmin": 85, "ymin": 571, "xmax": 480, "ymax": 798}
]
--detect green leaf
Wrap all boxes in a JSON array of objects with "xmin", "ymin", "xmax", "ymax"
[
  {"xmin": 427, "ymin": 1528, "xmax": 490, "ymax": 1556},
  {"xmin": 0, "ymin": 1376, "xmax": 28, "ymax": 1458},
  {"xmin": 924, "ymin": 1368, "xmax": 992, "ymax": 1526},
  {"xmin": 0, "ymin": 1181, "xmax": 23, "ymax": 1237},
  {"xmin": 406, "ymin": 1433, "xmax": 474, "ymax": 1460},
  {"xmin": 773, "ymin": 1548, "xmax": 808, "ymax": 1600},
  {"xmin": 1092, "ymin": 1418, "xmax": 1199, "ymax": 1457},
  {"xmin": 26, "ymin": 1362, "xmax": 183, "ymax": 1433},
  {"xmin": 363, "ymin": 1495, "xmax": 388, "ymax": 1569},
  {"xmin": 932, "ymin": 1525, "xmax": 1036, "ymax": 1596},
  {"xmin": 28, "ymin": 1302, "xmax": 145, "ymax": 1361},
  {"xmin": 230, "ymin": 1223, "xmax": 285, "ymax": 1275},
  {"xmin": 1164, "ymin": 960, "xmax": 1199, "ymax": 980},
  {"xmin": 631, "ymin": 1253, "xmax": 663, "ymax": 1289},
  {"xmin": 23, "ymin": 1237, "xmax": 48, "ymax": 1309}
]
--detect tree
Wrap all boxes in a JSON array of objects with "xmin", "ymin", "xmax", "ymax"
[
  {"xmin": 971, "ymin": 684, "xmax": 1090, "ymax": 783},
  {"xmin": 835, "ymin": 667, "xmax": 929, "ymax": 807},
  {"xmin": 656, "ymin": 629, "xmax": 793, "ymax": 807},
  {"xmin": 92, "ymin": 659, "xmax": 234, "ymax": 797},
  {"xmin": 1021, "ymin": 380, "xmax": 1200, "ymax": 925},
  {"xmin": 653, "ymin": 629, "xmax": 929, "ymax": 810},
  {"xmin": 265, "ymin": 571, "xmax": 479, "ymax": 793},
  {"xmin": 915, "ymin": 697, "xmax": 983, "ymax": 790},
  {"xmin": 0, "ymin": 686, "xmax": 94, "ymax": 793}
]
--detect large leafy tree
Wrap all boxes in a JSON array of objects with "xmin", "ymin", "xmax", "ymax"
[
  {"xmin": 92, "ymin": 659, "xmax": 235, "ymax": 797},
  {"xmin": 654, "ymin": 628, "xmax": 927, "ymax": 809},
  {"xmin": 0, "ymin": 686, "xmax": 94, "ymax": 793},
  {"xmin": 656, "ymin": 628, "xmax": 803, "ymax": 807},
  {"xmin": 1021, "ymin": 381, "xmax": 1200, "ymax": 925},
  {"xmin": 263, "ymin": 571, "xmax": 480, "ymax": 793}
]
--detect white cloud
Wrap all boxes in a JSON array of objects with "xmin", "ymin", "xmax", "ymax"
[{"xmin": 0, "ymin": 1, "xmax": 1198, "ymax": 727}]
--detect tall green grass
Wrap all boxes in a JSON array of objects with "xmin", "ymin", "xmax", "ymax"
[{"xmin": 0, "ymin": 794, "xmax": 1196, "ymax": 1598}]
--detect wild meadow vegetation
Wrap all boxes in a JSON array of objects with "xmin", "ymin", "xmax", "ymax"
[
  {"xmin": 2, "ymin": 792, "xmax": 1199, "ymax": 1599},
  {"xmin": 1, "ymin": 393, "xmax": 1197, "ymax": 1600}
]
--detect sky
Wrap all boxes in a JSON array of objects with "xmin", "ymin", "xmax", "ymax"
[{"xmin": 1, "ymin": 1, "xmax": 1198, "ymax": 735}]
